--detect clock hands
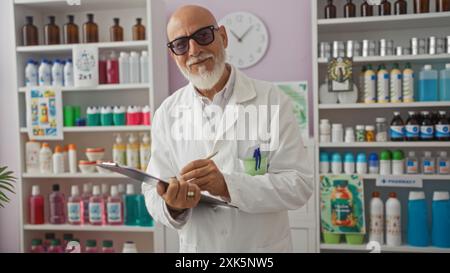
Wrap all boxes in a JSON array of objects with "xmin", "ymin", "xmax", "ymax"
[
  {"xmin": 239, "ymin": 25, "xmax": 254, "ymax": 41},
  {"xmin": 230, "ymin": 30, "xmax": 242, "ymax": 43},
  {"xmin": 230, "ymin": 26, "xmax": 254, "ymax": 43}
]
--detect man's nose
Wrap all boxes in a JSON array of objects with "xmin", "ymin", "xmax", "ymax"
[{"xmin": 188, "ymin": 38, "xmax": 201, "ymax": 57}]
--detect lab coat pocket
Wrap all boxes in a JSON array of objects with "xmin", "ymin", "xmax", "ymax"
[
  {"xmin": 237, "ymin": 141, "xmax": 269, "ymax": 176},
  {"xmin": 240, "ymin": 156, "xmax": 268, "ymax": 176}
]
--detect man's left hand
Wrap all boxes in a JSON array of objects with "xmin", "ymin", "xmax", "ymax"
[{"xmin": 180, "ymin": 159, "xmax": 230, "ymax": 199}]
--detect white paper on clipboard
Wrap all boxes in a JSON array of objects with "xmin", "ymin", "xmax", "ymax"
[{"xmin": 97, "ymin": 162, "xmax": 237, "ymax": 208}]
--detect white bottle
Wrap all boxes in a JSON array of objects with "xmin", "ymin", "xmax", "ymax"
[
  {"xmin": 52, "ymin": 145, "xmax": 65, "ymax": 174},
  {"xmin": 38, "ymin": 60, "xmax": 51, "ymax": 86},
  {"xmin": 139, "ymin": 133, "xmax": 151, "ymax": 171},
  {"xmin": 380, "ymin": 154, "xmax": 391, "ymax": 175},
  {"xmin": 406, "ymin": 151, "xmax": 419, "ymax": 174},
  {"xmin": 390, "ymin": 63, "xmax": 403, "ymax": 103},
  {"xmin": 64, "ymin": 59, "xmax": 74, "ymax": 87},
  {"xmin": 437, "ymin": 151, "xmax": 450, "ymax": 174},
  {"xmin": 140, "ymin": 51, "xmax": 149, "ymax": 83},
  {"xmin": 113, "ymin": 134, "xmax": 127, "ymax": 165},
  {"xmin": 403, "ymin": 63, "xmax": 415, "ymax": 103},
  {"xmin": 385, "ymin": 192, "xmax": 401, "ymax": 246},
  {"xmin": 344, "ymin": 127, "xmax": 355, "ymax": 143},
  {"xmin": 63, "ymin": 145, "xmax": 68, "ymax": 172},
  {"xmin": 129, "ymin": 51, "xmax": 140, "ymax": 84},
  {"xmin": 25, "ymin": 59, "xmax": 38, "ymax": 87},
  {"xmin": 369, "ymin": 192, "xmax": 384, "ymax": 244},
  {"xmin": 126, "ymin": 134, "xmax": 140, "ymax": 169},
  {"xmin": 26, "ymin": 140, "xmax": 41, "ymax": 173},
  {"xmin": 68, "ymin": 144, "xmax": 77, "ymax": 173},
  {"xmin": 122, "ymin": 241, "xmax": 138, "ymax": 253},
  {"xmin": 319, "ymin": 77, "xmax": 338, "ymax": 104},
  {"xmin": 51, "ymin": 59, "xmax": 64, "ymax": 86},
  {"xmin": 377, "ymin": 64, "xmax": 390, "ymax": 103},
  {"xmin": 39, "ymin": 143, "xmax": 53, "ymax": 173},
  {"xmin": 320, "ymin": 119, "xmax": 331, "ymax": 143},
  {"xmin": 118, "ymin": 52, "xmax": 130, "ymax": 84},
  {"xmin": 422, "ymin": 151, "xmax": 436, "ymax": 174},
  {"xmin": 331, "ymin": 124, "xmax": 344, "ymax": 143},
  {"xmin": 364, "ymin": 65, "xmax": 377, "ymax": 103}
]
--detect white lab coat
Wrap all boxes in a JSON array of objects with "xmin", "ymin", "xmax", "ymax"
[{"xmin": 142, "ymin": 67, "xmax": 313, "ymax": 253}]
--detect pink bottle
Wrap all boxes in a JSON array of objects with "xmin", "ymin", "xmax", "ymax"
[
  {"xmin": 126, "ymin": 106, "xmax": 135, "ymax": 125},
  {"xmin": 102, "ymin": 240, "xmax": 115, "ymax": 253},
  {"xmin": 43, "ymin": 233, "xmax": 55, "ymax": 251},
  {"xmin": 89, "ymin": 185, "xmax": 105, "ymax": 225},
  {"xmin": 107, "ymin": 185, "xmax": 124, "ymax": 225},
  {"xmin": 85, "ymin": 240, "xmax": 98, "ymax": 253},
  {"xmin": 49, "ymin": 184, "xmax": 66, "ymax": 224},
  {"xmin": 67, "ymin": 185, "xmax": 83, "ymax": 225},
  {"xmin": 106, "ymin": 51, "xmax": 119, "ymax": 84},
  {"xmin": 135, "ymin": 106, "xmax": 143, "ymax": 125},
  {"xmin": 81, "ymin": 183, "xmax": 92, "ymax": 224},
  {"xmin": 30, "ymin": 239, "xmax": 45, "ymax": 253},
  {"xmin": 142, "ymin": 105, "xmax": 151, "ymax": 126},
  {"xmin": 29, "ymin": 185, "xmax": 44, "ymax": 224},
  {"xmin": 99, "ymin": 54, "xmax": 107, "ymax": 84},
  {"xmin": 47, "ymin": 239, "xmax": 64, "ymax": 253}
]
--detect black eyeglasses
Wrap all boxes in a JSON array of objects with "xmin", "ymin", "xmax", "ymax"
[{"xmin": 167, "ymin": 25, "xmax": 219, "ymax": 55}]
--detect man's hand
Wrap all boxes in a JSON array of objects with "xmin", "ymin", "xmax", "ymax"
[
  {"xmin": 180, "ymin": 159, "xmax": 230, "ymax": 199},
  {"xmin": 156, "ymin": 177, "xmax": 201, "ymax": 218}
]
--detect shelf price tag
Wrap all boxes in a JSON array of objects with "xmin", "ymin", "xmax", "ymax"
[{"xmin": 376, "ymin": 176, "xmax": 423, "ymax": 188}]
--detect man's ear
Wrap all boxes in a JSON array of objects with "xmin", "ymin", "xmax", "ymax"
[{"xmin": 219, "ymin": 25, "xmax": 228, "ymax": 49}]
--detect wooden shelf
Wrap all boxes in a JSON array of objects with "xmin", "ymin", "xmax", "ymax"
[
  {"xmin": 24, "ymin": 224, "xmax": 154, "ymax": 233},
  {"xmin": 320, "ymin": 243, "xmax": 450, "ymax": 253},
  {"xmin": 320, "ymin": 142, "xmax": 450, "ymax": 148},
  {"xmin": 318, "ymin": 54, "xmax": 450, "ymax": 65},
  {"xmin": 16, "ymin": 40, "xmax": 148, "ymax": 53},
  {"xmin": 19, "ymin": 83, "xmax": 150, "ymax": 93},
  {"xmin": 20, "ymin": 125, "xmax": 151, "ymax": 133},
  {"xmin": 319, "ymin": 101, "xmax": 450, "ymax": 110}
]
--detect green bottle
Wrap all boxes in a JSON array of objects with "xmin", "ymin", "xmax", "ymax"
[
  {"xmin": 125, "ymin": 184, "xmax": 139, "ymax": 226},
  {"xmin": 137, "ymin": 194, "xmax": 153, "ymax": 227}
]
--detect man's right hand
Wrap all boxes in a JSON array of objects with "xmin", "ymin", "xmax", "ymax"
[{"xmin": 156, "ymin": 177, "xmax": 201, "ymax": 217}]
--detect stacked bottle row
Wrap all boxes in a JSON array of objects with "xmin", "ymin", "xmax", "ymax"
[
  {"xmin": 99, "ymin": 50, "xmax": 149, "ymax": 85},
  {"xmin": 22, "ymin": 14, "xmax": 146, "ymax": 46},
  {"xmin": 25, "ymin": 58, "xmax": 73, "ymax": 87},
  {"xmin": 30, "ymin": 233, "xmax": 139, "ymax": 253},
  {"xmin": 28, "ymin": 183, "xmax": 152, "ymax": 227},
  {"xmin": 324, "ymin": 0, "xmax": 450, "ymax": 19},
  {"xmin": 320, "ymin": 150, "xmax": 450, "ymax": 175}
]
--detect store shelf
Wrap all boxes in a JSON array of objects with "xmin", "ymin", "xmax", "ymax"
[
  {"xmin": 319, "ymin": 174, "xmax": 450, "ymax": 181},
  {"xmin": 318, "ymin": 101, "xmax": 450, "ymax": 110},
  {"xmin": 318, "ymin": 54, "xmax": 450, "ymax": 65},
  {"xmin": 19, "ymin": 83, "xmax": 150, "ymax": 93},
  {"xmin": 22, "ymin": 173, "xmax": 128, "ymax": 179},
  {"xmin": 20, "ymin": 125, "xmax": 151, "ymax": 133},
  {"xmin": 319, "ymin": 142, "xmax": 450, "ymax": 148},
  {"xmin": 320, "ymin": 243, "xmax": 450, "ymax": 253},
  {"xmin": 16, "ymin": 40, "xmax": 148, "ymax": 53},
  {"xmin": 318, "ymin": 12, "xmax": 450, "ymax": 33},
  {"xmin": 23, "ymin": 224, "xmax": 154, "ymax": 233},
  {"xmin": 14, "ymin": 0, "xmax": 147, "ymax": 13}
]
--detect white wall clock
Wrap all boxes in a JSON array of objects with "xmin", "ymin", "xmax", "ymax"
[{"xmin": 219, "ymin": 12, "xmax": 269, "ymax": 69}]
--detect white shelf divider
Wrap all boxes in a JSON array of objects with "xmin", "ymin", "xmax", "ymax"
[
  {"xmin": 318, "ymin": 54, "xmax": 450, "ymax": 65},
  {"xmin": 319, "ymin": 102, "xmax": 450, "ymax": 110},
  {"xmin": 319, "ymin": 142, "xmax": 450, "ymax": 148},
  {"xmin": 24, "ymin": 224, "xmax": 154, "ymax": 233},
  {"xmin": 19, "ymin": 83, "xmax": 150, "ymax": 93},
  {"xmin": 320, "ymin": 243, "xmax": 450, "ymax": 253},
  {"xmin": 22, "ymin": 173, "xmax": 128, "ymax": 179},
  {"xmin": 319, "ymin": 174, "xmax": 450, "ymax": 181},
  {"xmin": 20, "ymin": 125, "xmax": 151, "ymax": 133},
  {"xmin": 16, "ymin": 40, "xmax": 148, "ymax": 53}
]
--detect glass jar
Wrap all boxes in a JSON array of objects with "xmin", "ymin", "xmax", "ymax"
[
  {"xmin": 376, "ymin": 117, "xmax": 388, "ymax": 142},
  {"xmin": 366, "ymin": 125, "xmax": 376, "ymax": 142}
]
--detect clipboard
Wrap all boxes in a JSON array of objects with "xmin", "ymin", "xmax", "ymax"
[{"xmin": 97, "ymin": 162, "xmax": 237, "ymax": 208}]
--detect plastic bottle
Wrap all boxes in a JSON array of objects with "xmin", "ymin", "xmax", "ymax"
[
  {"xmin": 68, "ymin": 144, "xmax": 77, "ymax": 173},
  {"xmin": 390, "ymin": 112, "xmax": 405, "ymax": 141},
  {"xmin": 125, "ymin": 184, "xmax": 139, "ymax": 226},
  {"xmin": 420, "ymin": 111, "xmax": 435, "ymax": 141},
  {"xmin": 142, "ymin": 105, "xmax": 151, "ymax": 126},
  {"xmin": 435, "ymin": 111, "xmax": 450, "ymax": 141},
  {"xmin": 320, "ymin": 119, "xmax": 332, "ymax": 143},
  {"xmin": 418, "ymin": 65, "xmax": 438, "ymax": 102},
  {"xmin": 118, "ymin": 52, "xmax": 130, "ymax": 84},
  {"xmin": 440, "ymin": 64, "xmax": 450, "ymax": 101},
  {"xmin": 140, "ymin": 51, "xmax": 149, "ymax": 83},
  {"xmin": 407, "ymin": 191, "xmax": 429, "ymax": 247},
  {"xmin": 99, "ymin": 54, "xmax": 107, "ymax": 84},
  {"xmin": 375, "ymin": 118, "xmax": 388, "ymax": 142},
  {"xmin": 67, "ymin": 185, "xmax": 82, "ymax": 225},
  {"xmin": 30, "ymin": 239, "xmax": 45, "ymax": 253},
  {"xmin": 51, "ymin": 59, "xmax": 64, "ymax": 86},
  {"xmin": 132, "ymin": 18, "xmax": 146, "ymax": 41},
  {"xmin": 43, "ymin": 233, "xmax": 55, "ymax": 251},
  {"xmin": 44, "ymin": 16, "xmax": 60, "ymax": 45},
  {"xmin": 107, "ymin": 185, "xmax": 124, "ymax": 225},
  {"xmin": 137, "ymin": 194, "xmax": 153, "ymax": 227},
  {"xmin": 89, "ymin": 185, "xmax": 105, "ymax": 225},
  {"xmin": 26, "ymin": 140, "xmax": 40, "ymax": 173},
  {"xmin": 81, "ymin": 183, "xmax": 92, "ymax": 224},
  {"xmin": 140, "ymin": 133, "xmax": 151, "ymax": 171},
  {"xmin": 377, "ymin": 64, "xmax": 390, "ymax": 103},
  {"xmin": 62, "ymin": 146, "xmax": 68, "ymax": 173},
  {"xmin": 320, "ymin": 152, "xmax": 330, "ymax": 174},
  {"xmin": 47, "ymin": 239, "xmax": 64, "ymax": 253},
  {"xmin": 422, "ymin": 151, "xmax": 436, "ymax": 174},
  {"xmin": 102, "ymin": 240, "xmax": 115, "ymax": 253},
  {"xmin": 390, "ymin": 63, "xmax": 402, "ymax": 103},
  {"xmin": 38, "ymin": 60, "xmax": 51, "ymax": 86},
  {"xmin": 343, "ymin": 153, "xmax": 355, "ymax": 174},
  {"xmin": 392, "ymin": 150, "xmax": 405, "ymax": 175},
  {"xmin": 437, "ymin": 151, "xmax": 450, "ymax": 174},
  {"xmin": 364, "ymin": 65, "xmax": 377, "ymax": 103},
  {"xmin": 122, "ymin": 241, "xmax": 138, "ymax": 253},
  {"xmin": 356, "ymin": 153, "xmax": 367, "ymax": 174},
  {"xmin": 406, "ymin": 151, "xmax": 419, "ymax": 174},
  {"xmin": 64, "ymin": 59, "xmax": 74, "ymax": 87},
  {"xmin": 431, "ymin": 191, "xmax": 450, "ymax": 248},
  {"xmin": 85, "ymin": 240, "xmax": 98, "ymax": 253},
  {"xmin": 332, "ymin": 124, "xmax": 344, "ymax": 143},
  {"xmin": 386, "ymin": 192, "xmax": 402, "ymax": 246},
  {"xmin": 405, "ymin": 111, "xmax": 420, "ymax": 141},
  {"xmin": 369, "ymin": 153, "xmax": 380, "ymax": 174},
  {"xmin": 369, "ymin": 192, "xmax": 384, "ymax": 244},
  {"xmin": 63, "ymin": 15, "xmax": 79, "ymax": 44},
  {"xmin": 39, "ymin": 143, "xmax": 53, "ymax": 173},
  {"xmin": 113, "ymin": 134, "xmax": 127, "ymax": 165},
  {"xmin": 29, "ymin": 185, "xmax": 44, "ymax": 225},
  {"xmin": 126, "ymin": 134, "xmax": 140, "ymax": 169},
  {"xmin": 83, "ymin": 14, "xmax": 98, "ymax": 43},
  {"xmin": 107, "ymin": 51, "xmax": 119, "ymax": 84},
  {"xmin": 403, "ymin": 63, "xmax": 415, "ymax": 103},
  {"xmin": 22, "ymin": 16, "xmax": 39, "ymax": 46},
  {"xmin": 365, "ymin": 125, "xmax": 375, "ymax": 142},
  {"xmin": 110, "ymin": 18, "xmax": 124, "ymax": 42},
  {"xmin": 49, "ymin": 184, "xmax": 66, "ymax": 224},
  {"xmin": 344, "ymin": 127, "xmax": 355, "ymax": 143},
  {"xmin": 25, "ymin": 59, "xmax": 38, "ymax": 87},
  {"xmin": 52, "ymin": 145, "xmax": 64, "ymax": 174},
  {"xmin": 129, "ymin": 51, "xmax": 140, "ymax": 84},
  {"xmin": 380, "ymin": 150, "xmax": 392, "ymax": 175}
]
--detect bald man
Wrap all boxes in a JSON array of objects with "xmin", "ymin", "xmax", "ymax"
[{"xmin": 142, "ymin": 5, "xmax": 313, "ymax": 252}]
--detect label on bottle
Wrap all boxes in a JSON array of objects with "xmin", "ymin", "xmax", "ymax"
[
  {"xmin": 390, "ymin": 126, "xmax": 404, "ymax": 139},
  {"xmin": 403, "ymin": 72, "xmax": 415, "ymax": 102},
  {"xmin": 107, "ymin": 202, "xmax": 122, "ymax": 223},
  {"xmin": 113, "ymin": 149, "xmax": 126, "ymax": 165},
  {"xmin": 420, "ymin": 126, "xmax": 434, "ymax": 139},
  {"xmin": 405, "ymin": 125, "xmax": 420, "ymax": 138},
  {"xmin": 435, "ymin": 125, "xmax": 450, "ymax": 138},
  {"xmin": 439, "ymin": 160, "xmax": 450, "ymax": 174},
  {"xmin": 68, "ymin": 202, "xmax": 81, "ymax": 223},
  {"xmin": 376, "ymin": 132, "xmax": 388, "ymax": 142},
  {"xmin": 423, "ymin": 160, "xmax": 435, "ymax": 174},
  {"xmin": 89, "ymin": 203, "xmax": 103, "ymax": 223},
  {"xmin": 377, "ymin": 73, "xmax": 390, "ymax": 103},
  {"xmin": 370, "ymin": 213, "xmax": 384, "ymax": 239},
  {"xmin": 364, "ymin": 75, "xmax": 376, "ymax": 103},
  {"xmin": 406, "ymin": 160, "xmax": 419, "ymax": 174},
  {"xmin": 390, "ymin": 73, "xmax": 403, "ymax": 102},
  {"xmin": 386, "ymin": 214, "xmax": 401, "ymax": 237}
]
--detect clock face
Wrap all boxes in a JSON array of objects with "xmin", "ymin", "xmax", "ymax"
[{"xmin": 219, "ymin": 12, "xmax": 269, "ymax": 69}]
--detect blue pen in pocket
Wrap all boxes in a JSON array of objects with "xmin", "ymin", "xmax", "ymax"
[{"xmin": 253, "ymin": 147, "xmax": 261, "ymax": 171}]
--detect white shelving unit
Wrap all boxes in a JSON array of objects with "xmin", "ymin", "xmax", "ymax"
[
  {"xmin": 12, "ymin": 0, "xmax": 169, "ymax": 253},
  {"xmin": 312, "ymin": 1, "xmax": 450, "ymax": 253}
]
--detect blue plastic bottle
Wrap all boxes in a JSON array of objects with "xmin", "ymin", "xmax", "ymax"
[
  {"xmin": 440, "ymin": 64, "xmax": 450, "ymax": 101},
  {"xmin": 418, "ymin": 65, "xmax": 438, "ymax": 102},
  {"xmin": 431, "ymin": 192, "xmax": 450, "ymax": 248},
  {"xmin": 320, "ymin": 152, "xmax": 330, "ymax": 174},
  {"xmin": 407, "ymin": 191, "xmax": 429, "ymax": 247}
]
